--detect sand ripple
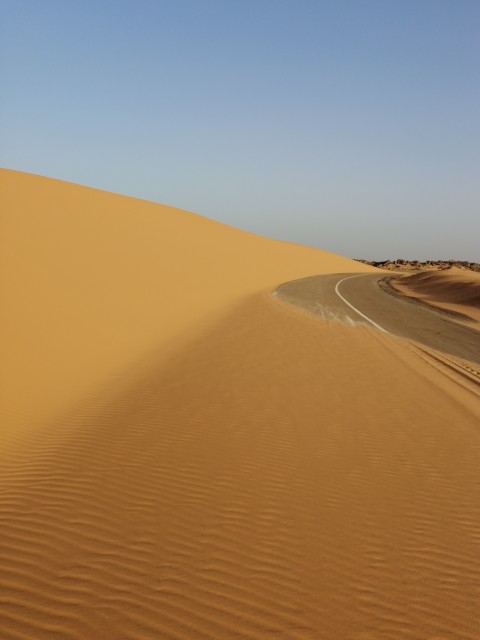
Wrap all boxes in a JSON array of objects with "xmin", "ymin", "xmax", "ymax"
[{"xmin": 1, "ymin": 294, "xmax": 479, "ymax": 638}]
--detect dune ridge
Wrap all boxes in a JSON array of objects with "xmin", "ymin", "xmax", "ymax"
[{"xmin": 1, "ymin": 170, "xmax": 480, "ymax": 638}]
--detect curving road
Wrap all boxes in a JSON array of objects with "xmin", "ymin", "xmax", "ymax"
[{"xmin": 275, "ymin": 273, "xmax": 480, "ymax": 365}]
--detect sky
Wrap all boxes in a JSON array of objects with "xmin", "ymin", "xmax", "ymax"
[{"xmin": 1, "ymin": 0, "xmax": 479, "ymax": 260}]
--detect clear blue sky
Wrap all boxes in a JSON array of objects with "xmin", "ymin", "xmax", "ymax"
[{"xmin": 1, "ymin": 0, "xmax": 479, "ymax": 260}]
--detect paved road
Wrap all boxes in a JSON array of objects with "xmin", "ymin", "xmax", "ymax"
[{"xmin": 275, "ymin": 273, "xmax": 480, "ymax": 365}]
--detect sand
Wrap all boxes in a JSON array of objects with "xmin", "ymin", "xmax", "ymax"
[
  {"xmin": 389, "ymin": 268, "xmax": 480, "ymax": 326},
  {"xmin": 1, "ymin": 169, "xmax": 480, "ymax": 639}
]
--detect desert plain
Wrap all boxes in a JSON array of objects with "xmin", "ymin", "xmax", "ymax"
[{"xmin": 1, "ymin": 168, "xmax": 479, "ymax": 639}]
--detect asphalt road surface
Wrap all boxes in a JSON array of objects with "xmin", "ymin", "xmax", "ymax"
[{"xmin": 275, "ymin": 273, "xmax": 480, "ymax": 365}]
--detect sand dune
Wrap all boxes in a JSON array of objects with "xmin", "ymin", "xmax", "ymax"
[
  {"xmin": 1, "ymin": 169, "xmax": 480, "ymax": 639},
  {"xmin": 0, "ymin": 169, "xmax": 368, "ymax": 445},
  {"xmin": 389, "ymin": 268, "xmax": 480, "ymax": 325}
]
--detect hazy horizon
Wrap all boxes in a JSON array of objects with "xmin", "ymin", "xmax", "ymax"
[{"xmin": 1, "ymin": 0, "xmax": 479, "ymax": 261}]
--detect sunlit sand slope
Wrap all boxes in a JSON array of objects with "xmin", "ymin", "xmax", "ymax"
[
  {"xmin": 390, "ymin": 267, "xmax": 480, "ymax": 324},
  {"xmin": 0, "ymin": 169, "xmax": 369, "ymax": 440},
  {"xmin": 1, "ymin": 170, "xmax": 479, "ymax": 639}
]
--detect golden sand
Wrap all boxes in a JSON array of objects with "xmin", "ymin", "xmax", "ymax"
[
  {"xmin": 390, "ymin": 267, "xmax": 480, "ymax": 325},
  {"xmin": 1, "ymin": 169, "xmax": 479, "ymax": 639}
]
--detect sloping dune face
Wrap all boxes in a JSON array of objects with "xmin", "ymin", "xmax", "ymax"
[
  {"xmin": 0, "ymin": 169, "xmax": 366, "ymax": 441},
  {"xmin": 1, "ymin": 170, "xmax": 480, "ymax": 639},
  {"xmin": 391, "ymin": 268, "xmax": 480, "ymax": 324}
]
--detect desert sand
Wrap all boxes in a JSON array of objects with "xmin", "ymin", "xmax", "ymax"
[
  {"xmin": 1, "ymin": 169, "xmax": 480, "ymax": 639},
  {"xmin": 389, "ymin": 268, "xmax": 480, "ymax": 326}
]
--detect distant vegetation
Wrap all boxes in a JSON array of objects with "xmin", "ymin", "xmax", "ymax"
[{"xmin": 354, "ymin": 259, "xmax": 480, "ymax": 272}]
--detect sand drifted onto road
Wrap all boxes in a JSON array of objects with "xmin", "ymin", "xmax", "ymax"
[
  {"xmin": 1, "ymin": 170, "xmax": 480, "ymax": 639},
  {"xmin": 389, "ymin": 268, "xmax": 480, "ymax": 325}
]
